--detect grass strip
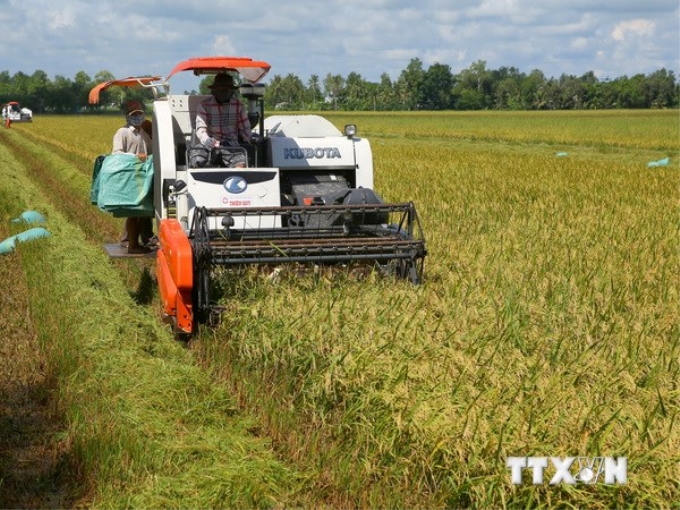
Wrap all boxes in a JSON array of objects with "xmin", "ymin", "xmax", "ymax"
[{"xmin": 0, "ymin": 134, "xmax": 308, "ymax": 508}]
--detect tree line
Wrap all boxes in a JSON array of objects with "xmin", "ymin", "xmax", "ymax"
[{"xmin": 1, "ymin": 59, "xmax": 678, "ymax": 114}]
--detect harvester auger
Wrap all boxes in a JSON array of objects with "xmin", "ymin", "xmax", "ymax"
[{"xmin": 89, "ymin": 56, "xmax": 426, "ymax": 335}]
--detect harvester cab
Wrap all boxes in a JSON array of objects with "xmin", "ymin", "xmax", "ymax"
[{"xmin": 89, "ymin": 56, "xmax": 426, "ymax": 335}]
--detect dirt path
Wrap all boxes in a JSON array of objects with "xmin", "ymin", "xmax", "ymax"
[{"xmin": 0, "ymin": 250, "xmax": 70, "ymax": 508}]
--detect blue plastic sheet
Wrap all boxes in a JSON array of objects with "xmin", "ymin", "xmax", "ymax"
[
  {"xmin": 11, "ymin": 210, "xmax": 46, "ymax": 224},
  {"xmin": 647, "ymin": 157, "xmax": 670, "ymax": 168},
  {"xmin": 0, "ymin": 227, "xmax": 51, "ymax": 254},
  {"xmin": 93, "ymin": 153, "xmax": 154, "ymax": 217},
  {"xmin": 0, "ymin": 237, "xmax": 15, "ymax": 254}
]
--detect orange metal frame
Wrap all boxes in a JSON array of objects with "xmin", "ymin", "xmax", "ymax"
[
  {"xmin": 156, "ymin": 219, "xmax": 194, "ymax": 334},
  {"xmin": 88, "ymin": 76, "xmax": 162, "ymax": 105}
]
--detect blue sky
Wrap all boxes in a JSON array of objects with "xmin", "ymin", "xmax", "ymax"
[{"xmin": 0, "ymin": 0, "xmax": 677, "ymax": 93}]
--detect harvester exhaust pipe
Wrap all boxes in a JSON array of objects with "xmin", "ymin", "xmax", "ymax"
[{"xmin": 239, "ymin": 83, "xmax": 266, "ymax": 137}]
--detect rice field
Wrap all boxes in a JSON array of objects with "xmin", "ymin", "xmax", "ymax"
[{"xmin": 1, "ymin": 109, "xmax": 678, "ymax": 508}]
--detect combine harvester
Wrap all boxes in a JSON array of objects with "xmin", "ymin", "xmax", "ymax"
[
  {"xmin": 2, "ymin": 101, "xmax": 33, "ymax": 124},
  {"xmin": 90, "ymin": 56, "xmax": 426, "ymax": 335}
]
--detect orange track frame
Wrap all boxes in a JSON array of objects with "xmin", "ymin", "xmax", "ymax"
[{"xmin": 156, "ymin": 219, "xmax": 194, "ymax": 333}]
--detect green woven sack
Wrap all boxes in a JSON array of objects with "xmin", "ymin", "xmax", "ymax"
[{"xmin": 96, "ymin": 153, "xmax": 154, "ymax": 217}]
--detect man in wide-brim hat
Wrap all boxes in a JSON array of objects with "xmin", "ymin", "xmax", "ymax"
[
  {"xmin": 208, "ymin": 73, "xmax": 238, "ymax": 91},
  {"xmin": 194, "ymin": 73, "xmax": 251, "ymax": 168}
]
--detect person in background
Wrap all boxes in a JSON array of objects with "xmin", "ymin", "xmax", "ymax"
[
  {"xmin": 112, "ymin": 99, "xmax": 155, "ymax": 254},
  {"xmin": 194, "ymin": 73, "xmax": 251, "ymax": 167},
  {"xmin": 2, "ymin": 104, "xmax": 10, "ymax": 128}
]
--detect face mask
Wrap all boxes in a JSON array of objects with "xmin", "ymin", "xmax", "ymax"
[
  {"xmin": 128, "ymin": 113, "xmax": 145, "ymax": 126},
  {"xmin": 213, "ymin": 89, "xmax": 234, "ymax": 104}
]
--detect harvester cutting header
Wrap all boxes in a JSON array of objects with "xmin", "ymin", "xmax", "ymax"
[{"xmin": 90, "ymin": 56, "xmax": 426, "ymax": 335}]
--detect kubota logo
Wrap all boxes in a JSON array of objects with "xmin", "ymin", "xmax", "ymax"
[
  {"xmin": 284, "ymin": 147, "xmax": 342, "ymax": 159},
  {"xmin": 224, "ymin": 176, "xmax": 247, "ymax": 194}
]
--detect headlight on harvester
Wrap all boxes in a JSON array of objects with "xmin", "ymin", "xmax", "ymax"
[
  {"xmin": 344, "ymin": 124, "xmax": 357, "ymax": 138},
  {"xmin": 221, "ymin": 214, "xmax": 235, "ymax": 228}
]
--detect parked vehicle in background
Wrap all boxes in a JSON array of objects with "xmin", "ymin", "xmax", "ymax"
[{"xmin": 1, "ymin": 101, "xmax": 33, "ymax": 123}]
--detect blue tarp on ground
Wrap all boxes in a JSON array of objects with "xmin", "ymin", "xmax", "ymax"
[
  {"xmin": 11, "ymin": 210, "xmax": 46, "ymax": 224},
  {"xmin": 647, "ymin": 157, "xmax": 670, "ymax": 168},
  {"xmin": 0, "ymin": 227, "xmax": 51, "ymax": 254}
]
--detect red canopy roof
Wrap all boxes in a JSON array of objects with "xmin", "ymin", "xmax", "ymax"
[
  {"xmin": 88, "ymin": 57, "xmax": 272, "ymax": 104},
  {"xmin": 166, "ymin": 56, "xmax": 271, "ymax": 83}
]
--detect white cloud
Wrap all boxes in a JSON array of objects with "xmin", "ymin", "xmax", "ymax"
[
  {"xmin": 611, "ymin": 19, "xmax": 656, "ymax": 42},
  {"xmin": 46, "ymin": 6, "xmax": 76, "ymax": 31},
  {"xmin": 213, "ymin": 35, "xmax": 238, "ymax": 55},
  {"xmin": 570, "ymin": 37, "xmax": 589, "ymax": 51},
  {"xmin": 468, "ymin": 0, "xmax": 520, "ymax": 19},
  {"xmin": 384, "ymin": 48, "xmax": 420, "ymax": 61}
]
